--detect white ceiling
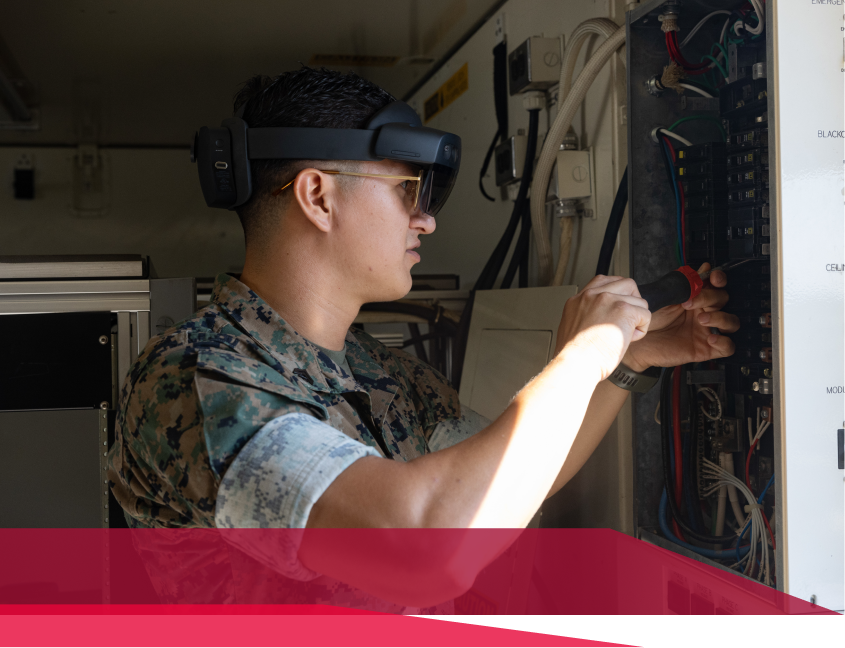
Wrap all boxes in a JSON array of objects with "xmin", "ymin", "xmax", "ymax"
[{"xmin": 0, "ymin": 0, "xmax": 502, "ymax": 144}]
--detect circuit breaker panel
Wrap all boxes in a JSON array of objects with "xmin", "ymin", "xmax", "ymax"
[{"xmin": 629, "ymin": 0, "xmax": 845, "ymax": 611}]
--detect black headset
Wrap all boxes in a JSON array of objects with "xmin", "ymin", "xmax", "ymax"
[{"xmin": 191, "ymin": 101, "xmax": 461, "ymax": 216}]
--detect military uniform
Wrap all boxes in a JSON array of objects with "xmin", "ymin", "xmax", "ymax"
[{"xmin": 107, "ymin": 273, "xmax": 488, "ymax": 607}]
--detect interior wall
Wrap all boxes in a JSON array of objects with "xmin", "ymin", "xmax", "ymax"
[
  {"xmin": 406, "ymin": 0, "xmax": 633, "ymax": 533},
  {"xmin": 0, "ymin": 0, "xmax": 504, "ymax": 277}
]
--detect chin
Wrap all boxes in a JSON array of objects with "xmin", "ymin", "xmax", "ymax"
[{"xmin": 370, "ymin": 274, "xmax": 413, "ymax": 303}]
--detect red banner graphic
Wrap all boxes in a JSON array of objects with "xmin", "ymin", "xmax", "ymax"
[{"xmin": 0, "ymin": 528, "xmax": 833, "ymax": 615}]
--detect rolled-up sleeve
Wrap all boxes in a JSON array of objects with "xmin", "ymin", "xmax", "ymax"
[
  {"xmin": 215, "ymin": 412, "xmax": 380, "ymax": 580},
  {"xmin": 427, "ymin": 406, "xmax": 491, "ymax": 452}
]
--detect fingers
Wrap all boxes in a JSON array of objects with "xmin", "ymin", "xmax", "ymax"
[
  {"xmin": 610, "ymin": 295, "xmax": 651, "ymax": 340},
  {"xmin": 584, "ymin": 276, "xmax": 642, "ymax": 298},
  {"xmin": 694, "ymin": 261, "xmax": 726, "ymax": 288},
  {"xmin": 708, "ymin": 269, "xmax": 727, "ymax": 288},
  {"xmin": 684, "ymin": 284, "xmax": 729, "ymax": 311},
  {"xmin": 697, "ymin": 310, "xmax": 740, "ymax": 333},
  {"xmin": 583, "ymin": 274, "xmax": 624, "ymax": 289},
  {"xmin": 705, "ymin": 332, "xmax": 735, "ymax": 359}
]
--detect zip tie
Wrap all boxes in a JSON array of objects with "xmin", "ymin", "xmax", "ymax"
[{"xmin": 744, "ymin": 503, "xmax": 764, "ymax": 512}]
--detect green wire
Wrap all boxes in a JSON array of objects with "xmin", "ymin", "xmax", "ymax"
[
  {"xmin": 710, "ymin": 41, "xmax": 729, "ymax": 64},
  {"xmin": 700, "ymin": 55, "xmax": 729, "ymax": 80},
  {"xmin": 668, "ymin": 115, "xmax": 727, "ymax": 142}
]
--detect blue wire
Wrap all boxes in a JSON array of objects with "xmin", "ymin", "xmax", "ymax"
[
  {"xmin": 659, "ymin": 489, "xmax": 750, "ymax": 559},
  {"xmin": 735, "ymin": 474, "xmax": 775, "ymax": 564},
  {"xmin": 662, "ymin": 139, "xmax": 684, "ymax": 265}
]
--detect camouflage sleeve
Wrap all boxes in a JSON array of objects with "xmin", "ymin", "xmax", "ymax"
[
  {"xmin": 214, "ymin": 412, "xmax": 381, "ymax": 580},
  {"xmin": 427, "ymin": 406, "xmax": 491, "ymax": 452},
  {"xmin": 387, "ymin": 347, "xmax": 461, "ymax": 437}
]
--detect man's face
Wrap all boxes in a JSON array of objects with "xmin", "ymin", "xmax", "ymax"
[{"xmin": 330, "ymin": 159, "xmax": 436, "ymax": 303}]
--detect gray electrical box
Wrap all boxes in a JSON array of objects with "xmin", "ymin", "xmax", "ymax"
[
  {"xmin": 508, "ymin": 36, "xmax": 562, "ymax": 95},
  {"xmin": 494, "ymin": 135, "xmax": 526, "ymax": 186}
]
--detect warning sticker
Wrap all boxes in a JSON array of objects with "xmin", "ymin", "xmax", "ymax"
[{"xmin": 424, "ymin": 63, "xmax": 468, "ymax": 123}]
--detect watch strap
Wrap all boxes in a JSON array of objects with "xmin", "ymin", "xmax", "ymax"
[{"xmin": 607, "ymin": 362, "xmax": 661, "ymax": 393}]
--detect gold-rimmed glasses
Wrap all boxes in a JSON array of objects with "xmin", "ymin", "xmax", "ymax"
[{"xmin": 272, "ymin": 169, "xmax": 424, "ymax": 212}]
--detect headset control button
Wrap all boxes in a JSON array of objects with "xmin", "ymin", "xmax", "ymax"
[{"xmin": 214, "ymin": 161, "xmax": 229, "ymax": 170}]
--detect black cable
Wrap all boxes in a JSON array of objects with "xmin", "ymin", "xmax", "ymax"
[
  {"xmin": 359, "ymin": 302, "xmax": 458, "ymax": 337},
  {"xmin": 456, "ymin": 109, "xmax": 540, "ymax": 383},
  {"xmin": 451, "ymin": 290, "xmax": 474, "ymax": 389},
  {"xmin": 661, "ymin": 368, "xmax": 736, "ymax": 546},
  {"xmin": 478, "ymin": 41, "xmax": 509, "ymax": 202},
  {"xmin": 406, "ymin": 322, "xmax": 429, "ymax": 364},
  {"xmin": 478, "ymin": 132, "xmax": 500, "ymax": 201},
  {"xmin": 595, "ymin": 167, "xmax": 629, "ymax": 276},
  {"xmin": 500, "ymin": 200, "xmax": 531, "ymax": 290},
  {"xmin": 477, "ymin": 108, "xmax": 539, "ymax": 292},
  {"xmin": 517, "ymin": 205, "xmax": 530, "ymax": 289}
]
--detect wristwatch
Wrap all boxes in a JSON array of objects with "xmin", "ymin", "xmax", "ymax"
[{"xmin": 607, "ymin": 362, "xmax": 661, "ymax": 393}]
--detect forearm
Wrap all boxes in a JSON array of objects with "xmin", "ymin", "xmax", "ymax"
[
  {"xmin": 306, "ymin": 346, "xmax": 602, "ymax": 530},
  {"xmin": 545, "ymin": 379, "xmax": 629, "ymax": 498}
]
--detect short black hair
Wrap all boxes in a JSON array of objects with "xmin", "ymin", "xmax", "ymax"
[{"xmin": 233, "ymin": 67, "xmax": 395, "ymax": 245}]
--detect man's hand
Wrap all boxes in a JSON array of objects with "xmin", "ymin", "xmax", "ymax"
[
  {"xmin": 623, "ymin": 262, "xmax": 740, "ymax": 371},
  {"xmin": 555, "ymin": 275, "xmax": 651, "ymax": 381}
]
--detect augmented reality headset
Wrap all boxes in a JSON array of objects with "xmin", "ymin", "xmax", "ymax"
[{"xmin": 191, "ymin": 101, "xmax": 461, "ymax": 217}]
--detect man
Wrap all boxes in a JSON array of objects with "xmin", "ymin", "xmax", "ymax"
[{"xmin": 108, "ymin": 67, "xmax": 738, "ymax": 605}]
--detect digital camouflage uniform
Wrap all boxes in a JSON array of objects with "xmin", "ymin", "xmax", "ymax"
[{"xmin": 107, "ymin": 273, "xmax": 474, "ymax": 610}]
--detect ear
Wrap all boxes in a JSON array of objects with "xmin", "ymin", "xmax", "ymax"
[{"xmin": 292, "ymin": 169, "xmax": 336, "ymax": 233}]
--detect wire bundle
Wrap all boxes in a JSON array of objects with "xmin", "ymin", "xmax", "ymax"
[
  {"xmin": 664, "ymin": 29, "xmax": 711, "ymax": 77},
  {"xmin": 701, "ymin": 457, "xmax": 772, "ymax": 585},
  {"xmin": 746, "ymin": 410, "xmax": 776, "ymax": 552},
  {"xmin": 657, "ymin": 135, "xmax": 685, "ymax": 266},
  {"xmin": 664, "ymin": 2, "xmax": 766, "ymax": 88}
]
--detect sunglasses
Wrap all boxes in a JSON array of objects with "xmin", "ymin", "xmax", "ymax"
[{"xmin": 272, "ymin": 169, "xmax": 424, "ymax": 213}]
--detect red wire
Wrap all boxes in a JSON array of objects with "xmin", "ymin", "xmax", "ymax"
[
  {"xmin": 670, "ymin": 32, "xmax": 710, "ymax": 69},
  {"xmin": 664, "ymin": 137, "xmax": 675, "ymax": 162},
  {"xmin": 664, "ymin": 32, "xmax": 711, "ymax": 76},
  {"xmin": 746, "ymin": 439, "xmax": 777, "ymax": 550}
]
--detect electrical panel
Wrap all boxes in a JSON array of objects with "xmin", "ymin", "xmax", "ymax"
[{"xmin": 628, "ymin": 0, "xmax": 843, "ymax": 611}]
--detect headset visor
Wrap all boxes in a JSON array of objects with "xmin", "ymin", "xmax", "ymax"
[{"xmin": 420, "ymin": 163, "xmax": 459, "ymax": 217}]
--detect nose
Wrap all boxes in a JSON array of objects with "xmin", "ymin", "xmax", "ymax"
[{"xmin": 410, "ymin": 211, "xmax": 436, "ymax": 235}]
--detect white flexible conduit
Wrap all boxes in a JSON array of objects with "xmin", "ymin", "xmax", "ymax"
[
  {"xmin": 531, "ymin": 20, "xmax": 626, "ymax": 285},
  {"xmin": 552, "ymin": 218, "xmax": 574, "ymax": 286}
]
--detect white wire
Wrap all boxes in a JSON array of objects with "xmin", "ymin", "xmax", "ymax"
[
  {"xmin": 658, "ymin": 128, "xmax": 693, "ymax": 147},
  {"xmin": 680, "ymin": 10, "xmax": 732, "ymax": 47},
  {"xmin": 733, "ymin": 1, "xmax": 765, "ymax": 37},
  {"xmin": 678, "ymin": 83, "xmax": 714, "ymax": 98},
  {"xmin": 719, "ymin": 17, "xmax": 731, "ymax": 45},
  {"xmin": 697, "ymin": 387, "xmax": 722, "ymax": 420},
  {"xmin": 701, "ymin": 457, "xmax": 769, "ymax": 584}
]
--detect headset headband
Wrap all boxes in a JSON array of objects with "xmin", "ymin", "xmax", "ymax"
[{"xmin": 191, "ymin": 101, "xmax": 461, "ymax": 213}]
